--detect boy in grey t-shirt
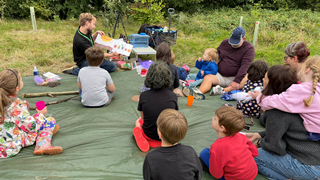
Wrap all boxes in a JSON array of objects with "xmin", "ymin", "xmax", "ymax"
[{"xmin": 77, "ymin": 46, "xmax": 116, "ymax": 107}]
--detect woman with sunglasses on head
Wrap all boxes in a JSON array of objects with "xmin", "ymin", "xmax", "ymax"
[{"xmin": 284, "ymin": 41, "xmax": 310, "ymax": 73}]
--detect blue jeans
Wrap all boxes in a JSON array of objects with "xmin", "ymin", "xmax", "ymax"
[
  {"xmin": 200, "ymin": 148, "xmax": 225, "ymax": 180},
  {"xmin": 186, "ymin": 73, "xmax": 203, "ymax": 87},
  {"xmin": 255, "ymin": 148, "xmax": 320, "ymax": 180},
  {"xmin": 72, "ymin": 59, "xmax": 117, "ymax": 76}
]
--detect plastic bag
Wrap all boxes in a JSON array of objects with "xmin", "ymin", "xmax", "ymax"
[{"xmin": 232, "ymin": 86, "xmax": 262, "ymax": 102}]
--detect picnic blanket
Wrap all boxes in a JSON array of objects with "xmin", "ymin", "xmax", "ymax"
[{"xmin": 0, "ymin": 68, "xmax": 266, "ymax": 180}]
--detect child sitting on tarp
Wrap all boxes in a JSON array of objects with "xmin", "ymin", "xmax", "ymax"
[
  {"xmin": 141, "ymin": 42, "xmax": 179, "ymax": 92},
  {"xmin": 183, "ymin": 48, "xmax": 219, "ymax": 87},
  {"xmin": 77, "ymin": 46, "xmax": 115, "ymax": 107},
  {"xmin": 143, "ymin": 109, "xmax": 202, "ymax": 179},
  {"xmin": 235, "ymin": 60, "xmax": 269, "ymax": 117},
  {"xmin": 199, "ymin": 106, "xmax": 258, "ymax": 180},
  {"xmin": 0, "ymin": 69, "xmax": 62, "ymax": 158},
  {"xmin": 131, "ymin": 42, "xmax": 181, "ymax": 101},
  {"xmin": 133, "ymin": 61, "xmax": 179, "ymax": 152}
]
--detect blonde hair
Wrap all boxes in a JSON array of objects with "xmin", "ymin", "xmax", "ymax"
[
  {"xmin": 0, "ymin": 69, "xmax": 21, "ymax": 122},
  {"xmin": 206, "ymin": 48, "xmax": 219, "ymax": 62},
  {"xmin": 215, "ymin": 106, "xmax": 245, "ymax": 136},
  {"xmin": 157, "ymin": 109, "xmax": 188, "ymax": 144},
  {"xmin": 303, "ymin": 56, "xmax": 320, "ymax": 107},
  {"xmin": 79, "ymin": 13, "xmax": 96, "ymax": 26}
]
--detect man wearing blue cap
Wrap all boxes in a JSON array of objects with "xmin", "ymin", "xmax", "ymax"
[{"xmin": 183, "ymin": 27, "xmax": 254, "ymax": 99}]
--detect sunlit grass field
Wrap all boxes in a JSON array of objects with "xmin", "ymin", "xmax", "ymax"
[{"xmin": 1, "ymin": 8, "xmax": 320, "ymax": 76}]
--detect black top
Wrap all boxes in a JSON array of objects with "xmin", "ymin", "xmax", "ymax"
[
  {"xmin": 259, "ymin": 109, "xmax": 320, "ymax": 165},
  {"xmin": 138, "ymin": 89, "xmax": 178, "ymax": 140},
  {"xmin": 169, "ymin": 64, "xmax": 180, "ymax": 91},
  {"xmin": 143, "ymin": 143, "xmax": 203, "ymax": 180},
  {"xmin": 73, "ymin": 27, "xmax": 94, "ymax": 67}
]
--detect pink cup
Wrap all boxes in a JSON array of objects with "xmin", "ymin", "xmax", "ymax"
[{"xmin": 35, "ymin": 101, "xmax": 45, "ymax": 110}]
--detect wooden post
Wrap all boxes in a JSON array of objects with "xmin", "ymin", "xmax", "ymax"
[
  {"xmin": 252, "ymin": 21, "xmax": 260, "ymax": 47},
  {"xmin": 30, "ymin": 7, "xmax": 37, "ymax": 32},
  {"xmin": 239, "ymin": 16, "xmax": 243, "ymax": 27}
]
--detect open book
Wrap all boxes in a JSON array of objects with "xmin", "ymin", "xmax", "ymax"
[{"xmin": 95, "ymin": 34, "xmax": 133, "ymax": 57}]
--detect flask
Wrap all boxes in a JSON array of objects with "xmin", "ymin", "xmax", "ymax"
[{"xmin": 33, "ymin": 66, "xmax": 39, "ymax": 75}]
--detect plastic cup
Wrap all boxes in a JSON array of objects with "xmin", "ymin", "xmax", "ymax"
[
  {"xmin": 35, "ymin": 101, "xmax": 45, "ymax": 110},
  {"xmin": 187, "ymin": 95, "xmax": 195, "ymax": 106}
]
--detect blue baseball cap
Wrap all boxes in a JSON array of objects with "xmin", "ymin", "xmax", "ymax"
[{"xmin": 229, "ymin": 27, "xmax": 245, "ymax": 45}]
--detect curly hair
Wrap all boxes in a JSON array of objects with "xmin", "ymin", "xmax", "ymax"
[
  {"xmin": 79, "ymin": 13, "xmax": 96, "ymax": 26},
  {"xmin": 145, "ymin": 61, "xmax": 173, "ymax": 90}
]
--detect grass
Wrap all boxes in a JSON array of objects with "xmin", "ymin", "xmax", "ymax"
[{"xmin": 1, "ymin": 8, "xmax": 320, "ymax": 76}]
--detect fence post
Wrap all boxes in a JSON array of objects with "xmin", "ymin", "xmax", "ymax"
[
  {"xmin": 30, "ymin": 7, "xmax": 37, "ymax": 32},
  {"xmin": 239, "ymin": 16, "xmax": 243, "ymax": 27},
  {"xmin": 252, "ymin": 21, "xmax": 260, "ymax": 47}
]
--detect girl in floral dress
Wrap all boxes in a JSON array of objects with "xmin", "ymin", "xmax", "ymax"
[{"xmin": 0, "ymin": 69, "xmax": 62, "ymax": 158}]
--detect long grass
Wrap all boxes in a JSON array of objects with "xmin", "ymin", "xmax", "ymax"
[{"xmin": 1, "ymin": 8, "xmax": 320, "ymax": 76}]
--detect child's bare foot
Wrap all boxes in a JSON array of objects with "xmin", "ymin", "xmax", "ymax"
[
  {"xmin": 173, "ymin": 89, "xmax": 185, "ymax": 97},
  {"xmin": 131, "ymin": 95, "xmax": 140, "ymax": 102}
]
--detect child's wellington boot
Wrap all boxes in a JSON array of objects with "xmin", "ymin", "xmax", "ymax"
[
  {"xmin": 34, "ymin": 119, "xmax": 62, "ymax": 155},
  {"xmin": 53, "ymin": 124, "xmax": 59, "ymax": 135},
  {"xmin": 34, "ymin": 144, "xmax": 63, "ymax": 155}
]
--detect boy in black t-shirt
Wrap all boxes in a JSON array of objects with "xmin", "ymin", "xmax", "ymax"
[{"xmin": 143, "ymin": 109, "xmax": 203, "ymax": 180}]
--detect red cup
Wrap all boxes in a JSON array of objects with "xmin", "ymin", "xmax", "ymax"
[{"xmin": 35, "ymin": 101, "xmax": 45, "ymax": 110}]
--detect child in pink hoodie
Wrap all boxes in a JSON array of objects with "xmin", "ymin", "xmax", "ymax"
[{"xmin": 251, "ymin": 56, "xmax": 320, "ymax": 141}]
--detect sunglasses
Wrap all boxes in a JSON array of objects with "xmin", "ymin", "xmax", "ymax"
[{"xmin": 284, "ymin": 55, "xmax": 293, "ymax": 60}]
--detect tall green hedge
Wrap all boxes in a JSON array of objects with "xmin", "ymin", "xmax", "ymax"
[{"xmin": 2, "ymin": 0, "xmax": 320, "ymax": 20}]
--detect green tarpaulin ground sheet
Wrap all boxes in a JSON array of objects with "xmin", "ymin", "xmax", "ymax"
[{"xmin": 1, "ymin": 68, "xmax": 267, "ymax": 180}]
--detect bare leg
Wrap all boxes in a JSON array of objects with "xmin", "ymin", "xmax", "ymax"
[
  {"xmin": 135, "ymin": 118, "xmax": 141, "ymax": 128},
  {"xmin": 223, "ymin": 74, "xmax": 248, "ymax": 92},
  {"xmin": 239, "ymin": 74, "xmax": 248, "ymax": 89},
  {"xmin": 199, "ymin": 75, "xmax": 220, "ymax": 94},
  {"xmin": 131, "ymin": 95, "xmax": 140, "ymax": 102}
]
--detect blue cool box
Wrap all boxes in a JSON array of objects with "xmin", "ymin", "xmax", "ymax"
[{"xmin": 128, "ymin": 34, "xmax": 149, "ymax": 48}]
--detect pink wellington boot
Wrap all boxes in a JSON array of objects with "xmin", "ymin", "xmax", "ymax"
[{"xmin": 34, "ymin": 121, "xmax": 62, "ymax": 155}]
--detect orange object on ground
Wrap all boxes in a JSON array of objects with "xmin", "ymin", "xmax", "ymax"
[
  {"xmin": 187, "ymin": 95, "xmax": 195, "ymax": 106},
  {"xmin": 138, "ymin": 119, "xmax": 161, "ymax": 148},
  {"xmin": 133, "ymin": 127, "xmax": 150, "ymax": 152}
]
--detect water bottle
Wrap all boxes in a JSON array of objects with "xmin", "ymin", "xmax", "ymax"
[
  {"xmin": 33, "ymin": 66, "xmax": 39, "ymax": 75},
  {"xmin": 163, "ymin": 26, "xmax": 168, "ymax": 32}
]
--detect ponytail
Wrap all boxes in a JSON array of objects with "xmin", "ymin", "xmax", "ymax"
[
  {"xmin": 0, "ymin": 69, "xmax": 21, "ymax": 122},
  {"xmin": 0, "ymin": 88, "xmax": 12, "ymax": 123},
  {"xmin": 302, "ymin": 57, "xmax": 320, "ymax": 107},
  {"xmin": 303, "ymin": 71, "xmax": 319, "ymax": 107}
]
